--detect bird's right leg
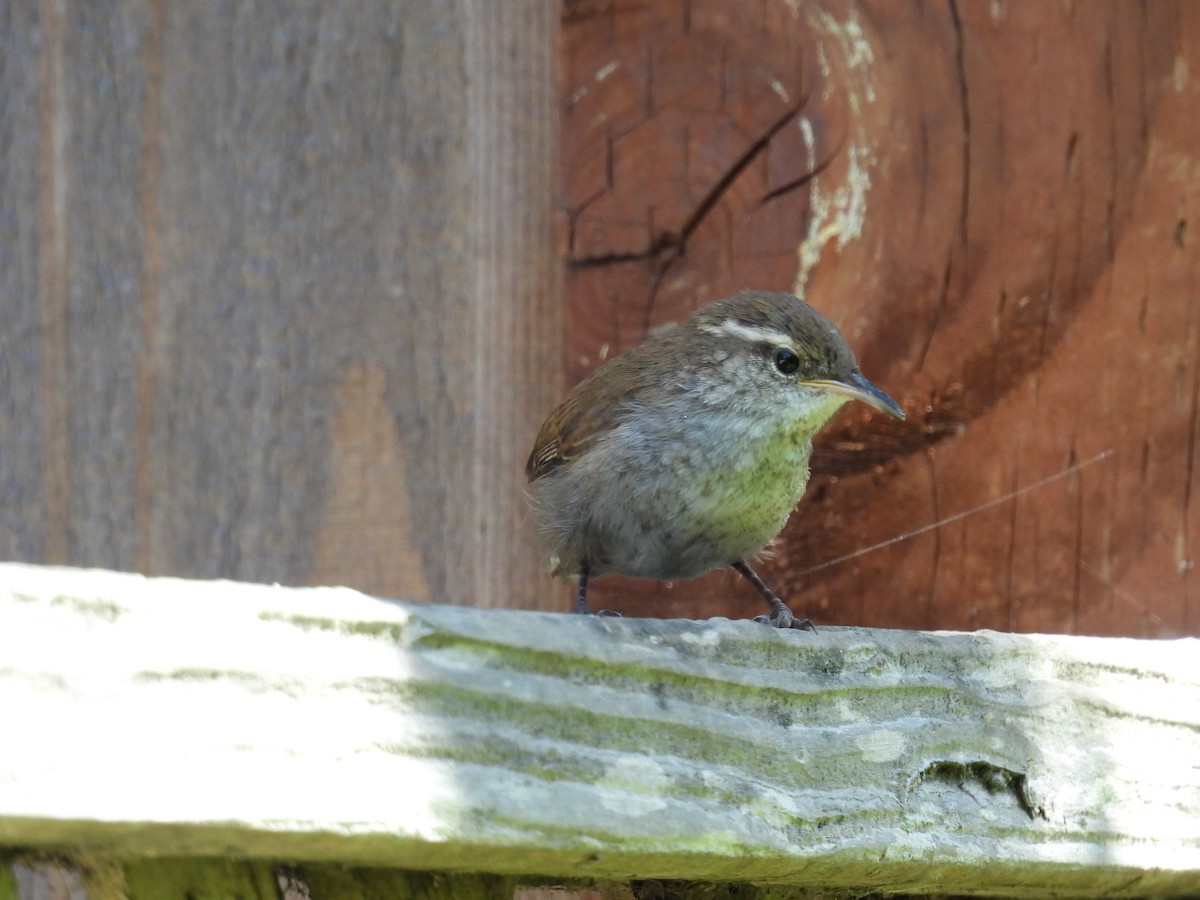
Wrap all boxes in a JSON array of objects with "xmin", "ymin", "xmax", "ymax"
[
  {"xmin": 732, "ymin": 559, "xmax": 816, "ymax": 632},
  {"xmin": 572, "ymin": 559, "xmax": 621, "ymax": 617},
  {"xmin": 573, "ymin": 560, "xmax": 591, "ymax": 615}
]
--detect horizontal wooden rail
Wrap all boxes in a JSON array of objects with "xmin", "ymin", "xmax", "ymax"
[{"xmin": 1, "ymin": 563, "xmax": 1198, "ymax": 898}]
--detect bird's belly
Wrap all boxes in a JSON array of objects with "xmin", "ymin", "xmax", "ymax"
[
  {"xmin": 584, "ymin": 431, "xmax": 813, "ymax": 580},
  {"xmin": 671, "ymin": 443, "xmax": 811, "ymax": 573}
]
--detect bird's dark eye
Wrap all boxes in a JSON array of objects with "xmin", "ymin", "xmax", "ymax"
[{"xmin": 773, "ymin": 347, "xmax": 800, "ymax": 375}]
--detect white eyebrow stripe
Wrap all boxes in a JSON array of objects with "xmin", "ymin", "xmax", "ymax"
[{"xmin": 699, "ymin": 318, "xmax": 793, "ymax": 347}]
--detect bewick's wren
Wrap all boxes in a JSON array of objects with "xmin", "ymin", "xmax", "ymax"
[{"xmin": 526, "ymin": 289, "xmax": 904, "ymax": 630}]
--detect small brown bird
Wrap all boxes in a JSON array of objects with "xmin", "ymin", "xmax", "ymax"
[{"xmin": 526, "ymin": 290, "xmax": 904, "ymax": 629}]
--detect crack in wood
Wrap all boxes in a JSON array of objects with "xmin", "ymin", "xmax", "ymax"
[
  {"xmin": 759, "ymin": 145, "xmax": 838, "ymax": 206},
  {"xmin": 568, "ymin": 103, "xmax": 805, "ymax": 272},
  {"xmin": 947, "ymin": 0, "xmax": 972, "ymax": 242}
]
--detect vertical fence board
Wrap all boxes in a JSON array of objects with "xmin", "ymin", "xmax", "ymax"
[{"xmin": 0, "ymin": 1, "xmax": 560, "ymax": 608}]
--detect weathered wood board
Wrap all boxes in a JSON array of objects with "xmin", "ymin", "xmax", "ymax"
[
  {"xmin": 2, "ymin": 564, "xmax": 1198, "ymax": 897},
  {"xmin": 0, "ymin": 1, "xmax": 560, "ymax": 609}
]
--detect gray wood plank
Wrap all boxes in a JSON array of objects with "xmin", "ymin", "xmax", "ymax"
[{"xmin": 2, "ymin": 563, "xmax": 1198, "ymax": 897}]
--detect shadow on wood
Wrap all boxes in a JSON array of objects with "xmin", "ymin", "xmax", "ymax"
[{"xmin": 2, "ymin": 564, "xmax": 1198, "ymax": 897}]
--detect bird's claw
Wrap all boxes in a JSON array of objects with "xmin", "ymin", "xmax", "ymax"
[
  {"xmin": 754, "ymin": 609, "xmax": 817, "ymax": 632},
  {"xmin": 573, "ymin": 605, "xmax": 623, "ymax": 618}
]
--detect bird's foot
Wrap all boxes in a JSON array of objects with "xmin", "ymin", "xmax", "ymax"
[
  {"xmin": 753, "ymin": 604, "xmax": 816, "ymax": 632},
  {"xmin": 732, "ymin": 560, "xmax": 817, "ymax": 632},
  {"xmin": 573, "ymin": 605, "xmax": 623, "ymax": 618},
  {"xmin": 570, "ymin": 561, "xmax": 620, "ymax": 616}
]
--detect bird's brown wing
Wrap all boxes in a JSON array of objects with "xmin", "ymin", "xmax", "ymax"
[
  {"xmin": 525, "ymin": 350, "xmax": 653, "ymax": 483},
  {"xmin": 525, "ymin": 383, "xmax": 623, "ymax": 482},
  {"xmin": 526, "ymin": 323, "xmax": 690, "ymax": 482}
]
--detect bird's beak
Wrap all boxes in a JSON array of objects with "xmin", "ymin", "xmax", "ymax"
[{"xmin": 807, "ymin": 371, "xmax": 906, "ymax": 420}]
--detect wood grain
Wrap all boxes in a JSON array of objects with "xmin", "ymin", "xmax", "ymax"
[
  {"xmin": 3, "ymin": 563, "xmax": 1198, "ymax": 896},
  {"xmin": 558, "ymin": 0, "xmax": 1199, "ymax": 637},
  {"xmin": 0, "ymin": 2, "xmax": 560, "ymax": 608}
]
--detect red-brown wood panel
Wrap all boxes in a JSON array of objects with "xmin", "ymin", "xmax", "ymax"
[{"xmin": 558, "ymin": 0, "xmax": 1197, "ymax": 637}]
